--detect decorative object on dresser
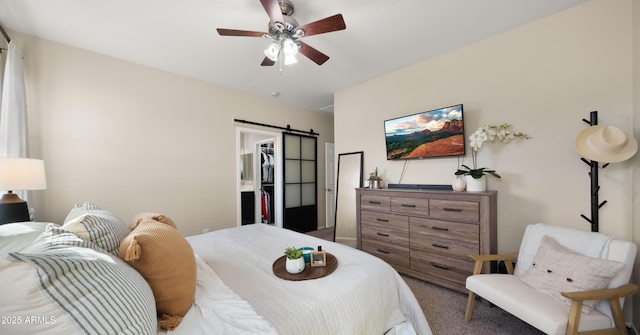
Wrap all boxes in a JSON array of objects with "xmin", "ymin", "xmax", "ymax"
[
  {"xmin": 0, "ymin": 158, "xmax": 47, "ymax": 225},
  {"xmin": 368, "ymin": 167, "xmax": 383, "ymax": 189},
  {"xmin": 452, "ymin": 175, "xmax": 466, "ymax": 192},
  {"xmin": 455, "ymin": 123, "xmax": 531, "ymax": 192},
  {"xmin": 356, "ymin": 187, "xmax": 497, "ymax": 293}
]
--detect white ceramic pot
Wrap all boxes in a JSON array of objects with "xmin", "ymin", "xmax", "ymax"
[
  {"xmin": 285, "ymin": 257, "xmax": 305, "ymax": 274},
  {"xmin": 452, "ymin": 175, "xmax": 466, "ymax": 192},
  {"xmin": 465, "ymin": 175, "xmax": 487, "ymax": 192}
]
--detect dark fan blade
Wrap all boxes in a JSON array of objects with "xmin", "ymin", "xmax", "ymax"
[
  {"xmin": 298, "ymin": 14, "xmax": 346, "ymax": 37},
  {"xmin": 261, "ymin": 0, "xmax": 284, "ymax": 24},
  {"xmin": 217, "ymin": 28, "xmax": 266, "ymax": 37},
  {"xmin": 261, "ymin": 57, "xmax": 276, "ymax": 66},
  {"xmin": 298, "ymin": 41, "xmax": 329, "ymax": 65}
]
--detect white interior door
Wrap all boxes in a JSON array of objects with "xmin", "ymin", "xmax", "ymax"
[{"xmin": 325, "ymin": 142, "xmax": 335, "ymax": 228}]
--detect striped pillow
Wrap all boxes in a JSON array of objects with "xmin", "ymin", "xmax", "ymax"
[
  {"xmin": 62, "ymin": 202, "xmax": 130, "ymax": 255},
  {"xmin": 8, "ymin": 226, "xmax": 156, "ymax": 335}
]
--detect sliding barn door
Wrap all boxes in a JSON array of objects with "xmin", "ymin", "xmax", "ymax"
[{"xmin": 282, "ymin": 133, "xmax": 317, "ymax": 233}]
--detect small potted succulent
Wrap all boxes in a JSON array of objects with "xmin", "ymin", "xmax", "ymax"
[{"xmin": 284, "ymin": 246, "xmax": 305, "ymax": 274}]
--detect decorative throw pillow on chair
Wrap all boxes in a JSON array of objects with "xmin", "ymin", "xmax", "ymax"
[{"xmin": 518, "ymin": 235, "xmax": 624, "ymax": 313}]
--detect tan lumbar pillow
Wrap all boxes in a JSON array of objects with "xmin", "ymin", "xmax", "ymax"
[{"xmin": 119, "ymin": 215, "xmax": 196, "ymax": 330}]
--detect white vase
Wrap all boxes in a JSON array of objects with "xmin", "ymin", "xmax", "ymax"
[
  {"xmin": 452, "ymin": 175, "xmax": 466, "ymax": 192},
  {"xmin": 285, "ymin": 257, "xmax": 305, "ymax": 274},
  {"xmin": 465, "ymin": 175, "xmax": 487, "ymax": 192}
]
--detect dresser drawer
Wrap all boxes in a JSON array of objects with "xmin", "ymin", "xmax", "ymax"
[
  {"xmin": 410, "ymin": 250, "xmax": 474, "ymax": 287},
  {"xmin": 429, "ymin": 199, "xmax": 479, "ymax": 222},
  {"xmin": 410, "ymin": 217, "xmax": 479, "ymax": 258},
  {"xmin": 361, "ymin": 211, "xmax": 408, "ymax": 230},
  {"xmin": 362, "ymin": 239, "xmax": 410, "ymax": 268},
  {"xmin": 361, "ymin": 194, "xmax": 391, "ymax": 212},
  {"xmin": 391, "ymin": 197, "xmax": 428, "ymax": 216},
  {"xmin": 362, "ymin": 223, "xmax": 409, "ymax": 248}
]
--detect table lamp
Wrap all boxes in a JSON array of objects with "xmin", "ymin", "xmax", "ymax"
[{"xmin": 0, "ymin": 158, "xmax": 47, "ymax": 224}]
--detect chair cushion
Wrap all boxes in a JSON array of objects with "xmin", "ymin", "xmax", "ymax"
[
  {"xmin": 467, "ymin": 274, "xmax": 613, "ymax": 335},
  {"xmin": 517, "ymin": 235, "xmax": 624, "ymax": 313}
]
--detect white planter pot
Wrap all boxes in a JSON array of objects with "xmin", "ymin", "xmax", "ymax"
[
  {"xmin": 452, "ymin": 175, "xmax": 466, "ymax": 192},
  {"xmin": 285, "ymin": 257, "xmax": 305, "ymax": 274},
  {"xmin": 465, "ymin": 175, "xmax": 487, "ymax": 192}
]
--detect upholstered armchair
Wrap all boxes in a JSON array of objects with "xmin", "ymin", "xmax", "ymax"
[{"xmin": 464, "ymin": 223, "xmax": 638, "ymax": 335}]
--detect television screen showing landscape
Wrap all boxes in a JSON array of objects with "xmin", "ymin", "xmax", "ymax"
[{"xmin": 384, "ymin": 104, "xmax": 464, "ymax": 160}]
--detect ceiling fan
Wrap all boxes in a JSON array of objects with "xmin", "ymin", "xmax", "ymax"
[{"xmin": 216, "ymin": 0, "xmax": 346, "ymax": 66}]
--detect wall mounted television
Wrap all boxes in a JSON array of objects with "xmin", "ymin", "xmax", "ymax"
[{"xmin": 384, "ymin": 104, "xmax": 464, "ymax": 160}]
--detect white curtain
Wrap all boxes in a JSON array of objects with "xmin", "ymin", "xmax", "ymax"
[
  {"xmin": 0, "ymin": 41, "xmax": 28, "ymax": 157},
  {"xmin": 0, "ymin": 41, "xmax": 30, "ymax": 203}
]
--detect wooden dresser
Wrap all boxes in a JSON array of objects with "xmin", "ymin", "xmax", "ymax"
[{"xmin": 356, "ymin": 188, "xmax": 497, "ymax": 293}]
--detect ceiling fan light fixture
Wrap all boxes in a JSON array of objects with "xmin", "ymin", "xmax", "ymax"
[
  {"xmin": 264, "ymin": 42, "xmax": 280, "ymax": 61},
  {"xmin": 283, "ymin": 38, "xmax": 298, "ymax": 57},
  {"xmin": 284, "ymin": 54, "xmax": 298, "ymax": 65}
]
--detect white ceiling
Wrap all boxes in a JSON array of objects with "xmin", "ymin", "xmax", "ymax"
[{"xmin": 0, "ymin": 0, "xmax": 588, "ymax": 113}]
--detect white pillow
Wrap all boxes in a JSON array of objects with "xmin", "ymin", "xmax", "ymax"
[
  {"xmin": 518, "ymin": 235, "xmax": 624, "ymax": 313},
  {"xmin": 1, "ymin": 225, "xmax": 157, "ymax": 335},
  {"xmin": 62, "ymin": 202, "xmax": 130, "ymax": 255},
  {"xmin": 0, "ymin": 222, "xmax": 55, "ymax": 255}
]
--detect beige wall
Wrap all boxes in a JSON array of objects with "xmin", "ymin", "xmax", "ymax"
[
  {"xmin": 10, "ymin": 30, "xmax": 334, "ymax": 237},
  {"xmin": 336, "ymin": 0, "xmax": 638, "ymax": 323}
]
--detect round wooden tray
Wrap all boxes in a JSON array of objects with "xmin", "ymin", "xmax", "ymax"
[{"xmin": 272, "ymin": 253, "xmax": 338, "ymax": 281}]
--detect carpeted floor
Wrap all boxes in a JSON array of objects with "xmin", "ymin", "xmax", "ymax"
[
  {"xmin": 402, "ymin": 275, "xmax": 544, "ymax": 335},
  {"xmin": 305, "ymin": 227, "xmax": 544, "ymax": 335}
]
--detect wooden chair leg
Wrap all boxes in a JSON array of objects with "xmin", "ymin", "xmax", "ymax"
[
  {"xmin": 565, "ymin": 300, "xmax": 583, "ymax": 335},
  {"xmin": 608, "ymin": 298, "xmax": 627, "ymax": 334},
  {"xmin": 464, "ymin": 291, "xmax": 476, "ymax": 321}
]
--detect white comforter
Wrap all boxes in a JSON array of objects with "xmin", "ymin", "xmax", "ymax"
[{"xmin": 169, "ymin": 224, "xmax": 431, "ymax": 335}]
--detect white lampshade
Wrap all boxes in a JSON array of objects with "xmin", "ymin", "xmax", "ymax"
[
  {"xmin": 264, "ymin": 42, "xmax": 280, "ymax": 61},
  {"xmin": 284, "ymin": 54, "xmax": 298, "ymax": 65},
  {"xmin": 0, "ymin": 158, "xmax": 47, "ymax": 191},
  {"xmin": 283, "ymin": 38, "xmax": 298, "ymax": 57}
]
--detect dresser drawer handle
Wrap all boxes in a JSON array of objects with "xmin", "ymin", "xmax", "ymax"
[
  {"xmin": 376, "ymin": 218, "xmax": 389, "ymax": 222},
  {"xmin": 432, "ymin": 243, "xmax": 449, "ymax": 249},
  {"xmin": 431, "ymin": 263, "xmax": 450, "ymax": 270},
  {"xmin": 368, "ymin": 201, "xmax": 381, "ymax": 204},
  {"xmin": 400, "ymin": 204, "xmax": 416, "ymax": 208},
  {"xmin": 377, "ymin": 232, "xmax": 389, "ymax": 237},
  {"xmin": 377, "ymin": 249, "xmax": 390, "ymax": 254},
  {"xmin": 443, "ymin": 207, "xmax": 462, "ymax": 212},
  {"xmin": 431, "ymin": 226, "xmax": 449, "ymax": 231}
]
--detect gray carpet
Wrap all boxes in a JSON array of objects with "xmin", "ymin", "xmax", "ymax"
[
  {"xmin": 305, "ymin": 227, "xmax": 544, "ymax": 334},
  {"xmin": 401, "ymin": 275, "xmax": 544, "ymax": 335}
]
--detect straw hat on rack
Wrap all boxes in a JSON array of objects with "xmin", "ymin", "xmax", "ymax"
[{"xmin": 574, "ymin": 125, "xmax": 638, "ymax": 163}]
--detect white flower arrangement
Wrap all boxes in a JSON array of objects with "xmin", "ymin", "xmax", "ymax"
[{"xmin": 456, "ymin": 123, "xmax": 531, "ymax": 179}]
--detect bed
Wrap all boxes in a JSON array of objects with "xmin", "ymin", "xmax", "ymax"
[{"xmin": 0, "ymin": 202, "xmax": 432, "ymax": 335}]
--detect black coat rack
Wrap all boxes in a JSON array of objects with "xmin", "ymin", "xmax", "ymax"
[{"xmin": 579, "ymin": 111, "xmax": 608, "ymax": 232}]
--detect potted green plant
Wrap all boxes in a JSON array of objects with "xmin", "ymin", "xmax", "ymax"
[
  {"xmin": 284, "ymin": 246, "xmax": 305, "ymax": 274},
  {"xmin": 455, "ymin": 123, "xmax": 530, "ymax": 191}
]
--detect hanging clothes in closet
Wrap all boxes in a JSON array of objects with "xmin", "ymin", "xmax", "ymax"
[
  {"xmin": 261, "ymin": 187, "xmax": 271, "ymax": 223},
  {"xmin": 260, "ymin": 144, "xmax": 275, "ymax": 224},
  {"xmin": 260, "ymin": 149, "xmax": 274, "ymax": 183}
]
